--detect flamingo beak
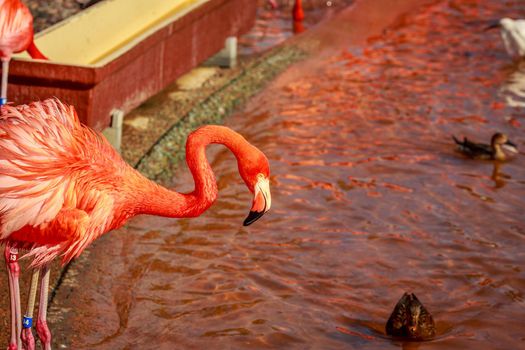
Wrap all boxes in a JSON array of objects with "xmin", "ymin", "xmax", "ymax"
[
  {"xmin": 243, "ymin": 175, "xmax": 271, "ymax": 226},
  {"xmin": 503, "ymin": 140, "xmax": 518, "ymax": 153}
]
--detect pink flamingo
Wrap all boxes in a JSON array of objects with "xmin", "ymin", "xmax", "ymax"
[
  {"xmin": 0, "ymin": 98, "xmax": 272, "ymax": 349},
  {"xmin": 0, "ymin": 0, "xmax": 47, "ymax": 105}
]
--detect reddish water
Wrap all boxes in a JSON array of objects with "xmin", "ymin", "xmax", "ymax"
[{"xmin": 50, "ymin": 1, "xmax": 525, "ymax": 349}]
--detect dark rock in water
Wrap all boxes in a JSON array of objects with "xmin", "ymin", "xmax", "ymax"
[{"xmin": 386, "ymin": 292, "xmax": 436, "ymax": 340}]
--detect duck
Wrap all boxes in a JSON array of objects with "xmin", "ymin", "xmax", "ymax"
[
  {"xmin": 453, "ymin": 132, "xmax": 518, "ymax": 161},
  {"xmin": 386, "ymin": 292, "xmax": 436, "ymax": 341}
]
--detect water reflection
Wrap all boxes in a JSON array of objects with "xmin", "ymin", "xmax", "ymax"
[{"xmin": 491, "ymin": 162, "xmax": 511, "ymax": 189}]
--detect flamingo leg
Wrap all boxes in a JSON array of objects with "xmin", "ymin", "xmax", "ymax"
[
  {"xmin": 5, "ymin": 245, "xmax": 22, "ymax": 350},
  {"xmin": 36, "ymin": 266, "xmax": 51, "ymax": 350},
  {"xmin": 1, "ymin": 58, "xmax": 10, "ymax": 105},
  {"xmin": 21, "ymin": 269, "xmax": 40, "ymax": 350}
]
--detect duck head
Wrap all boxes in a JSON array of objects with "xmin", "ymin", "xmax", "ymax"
[
  {"xmin": 492, "ymin": 133, "xmax": 518, "ymax": 154},
  {"xmin": 407, "ymin": 302, "xmax": 422, "ymax": 337}
]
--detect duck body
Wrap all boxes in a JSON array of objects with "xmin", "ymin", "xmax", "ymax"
[
  {"xmin": 453, "ymin": 133, "xmax": 518, "ymax": 161},
  {"xmin": 386, "ymin": 292, "xmax": 436, "ymax": 341},
  {"xmin": 453, "ymin": 136, "xmax": 497, "ymax": 160}
]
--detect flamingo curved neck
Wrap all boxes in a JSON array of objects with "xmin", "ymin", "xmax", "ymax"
[{"xmin": 136, "ymin": 125, "xmax": 252, "ymax": 219}]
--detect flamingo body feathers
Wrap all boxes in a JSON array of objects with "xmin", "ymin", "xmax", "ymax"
[
  {"xmin": 0, "ymin": 99, "xmax": 131, "ymax": 266},
  {"xmin": 0, "ymin": 98, "xmax": 271, "ymax": 350}
]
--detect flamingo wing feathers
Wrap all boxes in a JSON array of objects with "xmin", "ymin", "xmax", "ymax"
[
  {"xmin": 0, "ymin": 98, "xmax": 122, "ymax": 266},
  {"xmin": 0, "ymin": 100, "xmax": 79, "ymax": 237},
  {"xmin": 0, "ymin": 99, "xmax": 111, "ymax": 227},
  {"xmin": 25, "ymin": 191, "xmax": 115, "ymax": 267}
]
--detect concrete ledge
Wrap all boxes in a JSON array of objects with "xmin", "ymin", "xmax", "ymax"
[{"xmin": 6, "ymin": 0, "xmax": 256, "ymax": 131}]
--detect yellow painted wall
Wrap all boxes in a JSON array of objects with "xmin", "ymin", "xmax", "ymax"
[{"xmin": 14, "ymin": 0, "xmax": 208, "ymax": 66}]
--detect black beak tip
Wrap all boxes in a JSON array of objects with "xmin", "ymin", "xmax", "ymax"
[{"xmin": 243, "ymin": 210, "xmax": 265, "ymax": 226}]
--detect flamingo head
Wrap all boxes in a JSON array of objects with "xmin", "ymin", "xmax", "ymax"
[{"xmin": 239, "ymin": 151, "xmax": 271, "ymax": 226}]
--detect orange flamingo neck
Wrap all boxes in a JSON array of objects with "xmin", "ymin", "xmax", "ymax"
[{"xmin": 135, "ymin": 125, "xmax": 253, "ymax": 219}]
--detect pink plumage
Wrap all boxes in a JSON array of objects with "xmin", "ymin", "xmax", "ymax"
[
  {"xmin": 0, "ymin": 98, "xmax": 129, "ymax": 266},
  {"xmin": 1, "ymin": 98, "xmax": 271, "ymax": 266},
  {"xmin": 0, "ymin": 0, "xmax": 47, "ymax": 108},
  {"xmin": 0, "ymin": 0, "xmax": 45, "ymax": 60},
  {"xmin": 1, "ymin": 98, "xmax": 271, "ymax": 349}
]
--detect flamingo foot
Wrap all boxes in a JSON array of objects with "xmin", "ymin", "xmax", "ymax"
[
  {"xmin": 21, "ymin": 327, "xmax": 36, "ymax": 350},
  {"xmin": 36, "ymin": 320, "xmax": 51, "ymax": 350}
]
